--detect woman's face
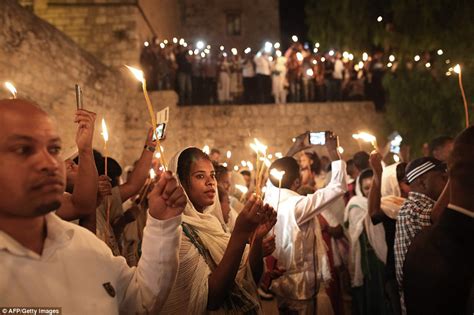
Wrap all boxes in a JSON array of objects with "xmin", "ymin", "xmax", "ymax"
[
  {"xmin": 361, "ymin": 177, "xmax": 373, "ymax": 197},
  {"xmin": 185, "ymin": 159, "xmax": 217, "ymax": 212},
  {"xmin": 299, "ymin": 154, "xmax": 311, "ymax": 168}
]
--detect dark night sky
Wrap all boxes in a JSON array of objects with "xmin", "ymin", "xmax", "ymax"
[{"xmin": 279, "ymin": 0, "xmax": 308, "ymax": 47}]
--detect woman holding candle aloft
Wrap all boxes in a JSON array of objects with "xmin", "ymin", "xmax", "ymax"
[
  {"xmin": 263, "ymin": 131, "xmax": 347, "ymax": 314},
  {"xmin": 160, "ymin": 147, "xmax": 277, "ymax": 314}
]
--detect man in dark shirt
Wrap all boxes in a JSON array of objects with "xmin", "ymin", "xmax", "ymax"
[
  {"xmin": 404, "ymin": 126, "xmax": 474, "ymax": 315},
  {"xmin": 176, "ymin": 46, "xmax": 193, "ymax": 105}
]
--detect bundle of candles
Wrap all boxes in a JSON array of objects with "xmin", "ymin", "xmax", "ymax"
[{"xmin": 249, "ymin": 138, "xmax": 270, "ymax": 196}]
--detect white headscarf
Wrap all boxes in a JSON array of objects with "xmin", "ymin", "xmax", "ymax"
[
  {"xmin": 344, "ymin": 171, "xmax": 387, "ymax": 287},
  {"xmin": 380, "ymin": 163, "xmax": 406, "ymax": 219},
  {"xmin": 168, "ymin": 147, "xmax": 235, "ymax": 265}
]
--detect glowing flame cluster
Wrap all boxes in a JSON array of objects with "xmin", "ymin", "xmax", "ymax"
[
  {"xmin": 270, "ymin": 168, "xmax": 285, "ymax": 181},
  {"xmin": 352, "ymin": 132, "xmax": 376, "ymax": 143},
  {"xmin": 235, "ymin": 184, "xmax": 249, "ymax": 194}
]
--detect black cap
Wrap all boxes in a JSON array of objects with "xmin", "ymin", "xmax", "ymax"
[{"xmin": 405, "ymin": 157, "xmax": 446, "ymax": 184}]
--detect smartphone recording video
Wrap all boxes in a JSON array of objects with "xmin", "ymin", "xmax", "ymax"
[
  {"xmin": 152, "ymin": 123, "xmax": 166, "ymax": 141},
  {"xmin": 309, "ymin": 131, "xmax": 327, "ymax": 145}
]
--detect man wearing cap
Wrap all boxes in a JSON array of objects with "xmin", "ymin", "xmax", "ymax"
[
  {"xmin": 403, "ymin": 127, "xmax": 474, "ymax": 315},
  {"xmin": 394, "ymin": 157, "xmax": 448, "ymax": 314}
]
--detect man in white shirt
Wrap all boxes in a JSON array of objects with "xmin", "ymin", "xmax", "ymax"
[
  {"xmin": 264, "ymin": 132, "xmax": 347, "ymax": 314},
  {"xmin": 254, "ymin": 52, "xmax": 272, "ymax": 103},
  {"xmin": 0, "ymin": 99, "xmax": 186, "ymax": 314}
]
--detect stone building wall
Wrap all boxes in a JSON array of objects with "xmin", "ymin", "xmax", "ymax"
[
  {"xmin": 0, "ymin": 0, "xmax": 139, "ymax": 164},
  {"xmin": 181, "ymin": 0, "xmax": 280, "ymax": 50},
  {"xmin": 20, "ymin": 0, "xmax": 182, "ymax": 67},
  {"xmin": 125, "ymin": 94, "xmax": 386, "ymax": 170}
]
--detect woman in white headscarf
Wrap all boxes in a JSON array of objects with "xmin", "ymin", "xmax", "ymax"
[
  {"xmin": 367, "ymin": 152, "xmax": 410, "ymax": 315},
  {"xmin": 159, "ymin": 147, "xmax": 276, "ymax": 314},
  {"xmin": 344, "ymin": 168, "xmax": 389, "ymax": 315}
]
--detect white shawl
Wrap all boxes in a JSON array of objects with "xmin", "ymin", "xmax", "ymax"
[
  {"xmin": 161, "ymin": 147, "xmax": 258, "ymax": 314},
  {"xmin": 344, "ymin": 177, "xmax": 387, "ymax": 287},
  {"xmin": 380, "ymin": 163, "xmax": 406, "ymax": 219}
]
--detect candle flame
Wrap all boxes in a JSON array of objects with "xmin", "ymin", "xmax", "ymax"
[
  {"xmin": 270, "ymin": 168, "xmax": 285, "ymax": 181},
  {"xmin": 352, "ymin": 132, "xmax": 376, "ymax": 143},
  {"xmin": 253, "ymin": 138, "xmax": 267, "ymax": 154},
  {"xmin": 149, "ymin": 168, "xmax": 156, "ymax": 179},
  {"xmin": 453, "ymin": 64, "xmax": 461, "ymax": 74},
  {"xmin": 241, "ymin": 160, "xmax": 247, "ymax": 167},
  {"xmin": 226, "ymin": 150, "xmax": 232, "ymax": 159},
  {"xmin": 202, "ymin": 145, "xmax": 210, "ymax": 154},
  {"xmin": 101, "ymin": 118, "xmax": 109, "ymax": 142},
  {"xmin": 4, "ymin": 82, "xmax": 17, "ymax": 98},
  {"xmin": 247, "ymin": 161, "xmax": 254, "ymax": 171},
  {"xmin": 235, "ymin": 184, "xmax": 249, "ymax": 194},
  {"xmin": 125, "ymin": 65, "xmax": 145, "ymax": 83}
]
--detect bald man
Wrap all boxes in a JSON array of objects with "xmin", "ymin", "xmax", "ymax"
[{"xmin": 0, "ymin": 99, "xmax": 186, "ymax": 314}]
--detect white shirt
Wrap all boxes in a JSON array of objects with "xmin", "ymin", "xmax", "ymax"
[
  {"xmin": 254, "ymin": 55, "xmax": 272, "ymax": 76},
  {"xmin": 333, "ymin": 59, "xmax": 344, "ymax": 80},
  {"xmin": 0, "ymin": 212, "xmax": 182, "ymax": 314},
  {"xmin": 264, "ymin": 160, "xmax": 347, "ymax": 300}
]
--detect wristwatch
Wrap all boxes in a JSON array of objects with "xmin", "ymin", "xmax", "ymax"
[{"xmin": 144, "ymin": 144, "xmax": 156, "ymax": 153}]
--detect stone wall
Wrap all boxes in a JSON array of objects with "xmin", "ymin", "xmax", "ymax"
[
  {"xmin": 20, "ymin": 0, "xmax": 181, "ymax": 67},
  {"xmin": 125, "ymin": 93, "xmax": 386, "ymax": 169}
]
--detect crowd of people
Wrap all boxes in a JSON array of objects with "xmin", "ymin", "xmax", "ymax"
[
  {"xmin": 140, "ymin": 38, "xmax": 388, "ymax": 110},
  {"xmin": 1, "ymin": 97, "xmax": 473, "ymax": 315}
]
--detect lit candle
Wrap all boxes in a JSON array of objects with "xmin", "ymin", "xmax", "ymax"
[
  {"xmin": 235, "ymin": 184, "xmax": 249, "ymax": 202},
  {"xmin": 101, "ymin": 118, "xmax": 109, "ymax": 177},
  {"xmin": 453, "ymin": 64, "xmax": 470, "ymax": 127},
  {"xmin": 4, "ymin": 82, "xmax": 17, "ymax": 99},
  {"xmin": 270, "ymin": 168, "xmax": 285, "ymax": 235},
  {"xmin": 125, "ymin": 65, "xmax": 168, "ymax": 169},
  {"xmin": 101, "ymin": 118, "xmax": 111, "ymax": 238}
]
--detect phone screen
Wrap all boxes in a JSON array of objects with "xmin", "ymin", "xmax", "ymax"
[
  {"xmin": 152, "ymin": 123, "xmax": 166, "ymax": 141},
  {"xmin": 309, "ymin": 132, "xmax": 326, "ymax": 145}
]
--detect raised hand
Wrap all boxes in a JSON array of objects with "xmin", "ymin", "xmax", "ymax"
[
  {"xmin": 369, "ymin": 151, "xmax": 383, "ymax": 177},
  {"xmin": 148, "ymin": 171, "xmax": 186, "ymax": 220},
  {"xmin": 286, "ymin": 132, "xmax": 311, "ymax": 157},
  {"xmin": 325, "ymin": 131, "xmax": 341, "ymax": 161},
  {"xmin": 233, "ymin": 195, "xmax": 264, "ymax": 237},
  {"xmin": 254, "ymin": 203, "xmax": 277, "ymax": 240},
  {"xmin": 74, "ymin": 109, "xmax": 96, "ymax": 153}
]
